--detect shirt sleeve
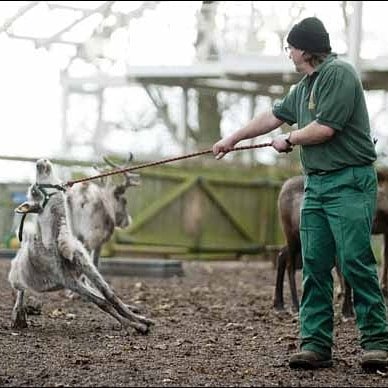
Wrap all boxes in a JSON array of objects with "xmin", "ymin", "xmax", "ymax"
[
  {"xmin": 314, "ymin": 67, "xmax": 356, "ymax": 131},
  {"xmin": 272, "ymin": 84, "xmax": 298, "ymax": 126}
]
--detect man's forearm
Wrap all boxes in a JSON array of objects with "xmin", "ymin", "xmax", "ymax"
[{"xmin": 229, "ymin": 111, "xmax": 283, "ymax": 143}]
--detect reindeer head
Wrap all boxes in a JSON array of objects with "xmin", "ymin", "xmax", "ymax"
[
  {"xmin": 15, "ymin": 184, "xmax": 45, "ymax": 215},
  {"xmin": 94, "ymin": 153, "xmax": 141, "ymax": 229},
  {"xmin": 36, "ymin": 159, "xmax": 61, "ymax": 185},
  {"xmin": 17, "ymin": 159, "xmax": 63, "ymax": 215}
]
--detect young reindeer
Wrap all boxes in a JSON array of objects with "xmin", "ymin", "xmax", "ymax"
[
  {"xmin": 66, "ymin": 154, "xmax": 139, "ymax": 268},
  {"xmin": 273, "ymin": 171, "xmax": 388, "ymax": 318},
  {"xmin": 8, "ymin": 158, "xmax": 153, "ymax": 333}
]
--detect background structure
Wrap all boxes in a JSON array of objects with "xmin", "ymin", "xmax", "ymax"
[{"xmin": 0, "ymin": 1, "xmax": 387, "ymax": 172}]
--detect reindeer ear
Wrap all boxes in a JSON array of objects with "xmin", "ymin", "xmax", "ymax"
[{"xmin": 114, "ymin": 185, "xmax": 126, "ymax": 197}]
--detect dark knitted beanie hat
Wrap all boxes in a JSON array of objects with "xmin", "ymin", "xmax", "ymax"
[{"xmin": 287, "ymin": 17, "xmax": 331, "ymax": 53}]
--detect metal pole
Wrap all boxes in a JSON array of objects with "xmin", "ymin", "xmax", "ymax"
[
  {"xmin": 247, "ymin": 95, "xmax": 256, "ymax": 165},
  {"xmin": 348, "ymin": 1, "xmax": 363, "ymax": 74},
  {"xmin": 60, "ymin": 71, "xmax": 70, "ymax": 155},
  {"xmin": 180, "ymin": 87, "xmax": 188, "ymax": 153}
]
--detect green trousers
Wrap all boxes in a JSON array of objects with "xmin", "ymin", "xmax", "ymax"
[{"xmin": 299, "ymin": 165, "xmax": 388, "ymax": 357}]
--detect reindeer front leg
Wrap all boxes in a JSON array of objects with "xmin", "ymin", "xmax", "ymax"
[
  {"xmin": 57, "ymin": 223, "xmax": 80, "ymax": 262},
  {"xmin": 11, "ymin": 290, "xmax": 28, "ymax": 329}
]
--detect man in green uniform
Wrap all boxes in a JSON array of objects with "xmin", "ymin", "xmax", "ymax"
[{"xmin": 212, "ymin": 16, "xmax": 388, "ymax": 370}]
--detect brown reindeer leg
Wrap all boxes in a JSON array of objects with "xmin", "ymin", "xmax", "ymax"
[
  {"xmin": 273, "ymin": 247, "xmax": 287, "ymax": 311},
  {"xmin": 287, "ymin": 249, "xmax": 301, "ymax": 314},
  {"xmin": 380, "ymin": 233, "xmax": 388, "ymax": 298},
  {"xmin": 287, "ymin": 257, "xmax": 299, "ymax": 314},
  {"xmin": 335, "ymin": 262, "xmax": 345, "ymax": 299},
  {"xmin": 341, "ymin": 279, "xmax": 354, "ymax": 319},
  {"xmin": 67, "ymin": 278, "xmax": 149, "ymax": 334},
  {"xmin": 334, "ymin": 262, "xmax": 354, "ymax": 319},
  {"xmin": 11, "ymin": 290, "xmax": 28, "ymax": 329}
]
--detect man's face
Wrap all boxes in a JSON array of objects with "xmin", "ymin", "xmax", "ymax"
[{"xmin": 285, "ymin": 45, "xmax": 307, "ymax": 74}]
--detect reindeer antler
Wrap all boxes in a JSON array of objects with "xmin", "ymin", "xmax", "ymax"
[{"xmin": 102, "ymin": 153, "xmax": 141, "ymax": 188}]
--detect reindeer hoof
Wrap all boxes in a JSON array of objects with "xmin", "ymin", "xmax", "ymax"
[
  {"xmin": 144, "ymin": 317, "xmax": 155, "ymax": 327},
  {"xmin": 135, "ymin": 322, "xmax": 150, "ymax": 335},
  {"xmin": 135, "ymin": 314, "xmax": 155, "ymax": 327},
  {"xmin": 273, "ymin": 304, "xmax": 286, "ymax": 312},
  {"xmin": 139, "ymin": 325, "xmax": 150, "ymax": 335},
  {"xmin": 11, "ymin": 310, "xmax": 28, "ymax": 329},
  {"xmin": 11, "ymin": 317, "xmax": 28, "ymax": 329},
  {"xmin": 291, "ymin": 307, "xmax": 299, "ymax": 314},
  {"xmin": 11, "ymin": 321, "xmax": 28, "ymax": 329},
  {"xmin": 341, "ymin": 309, "xmax": 355, "ymax": 321},
  {"xmin": 125, "ymin": 303, "xmax": 141, "ymax": 314},
  {"xmin": 25, "ymin": 296, "xmax": 43, "ymax": 315},
  {"xmin": 121, "ymin": 321, "xmax": 150, "ymax": 335}
]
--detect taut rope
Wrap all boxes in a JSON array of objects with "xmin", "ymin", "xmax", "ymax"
[{"xmin": 63, "ymin": 142, "xmax": 273, "ymax": 188}]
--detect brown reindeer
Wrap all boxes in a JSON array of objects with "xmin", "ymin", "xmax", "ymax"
[{"xmin": 273, "ymin": 169, "xmax": 388, "ymax": 317}]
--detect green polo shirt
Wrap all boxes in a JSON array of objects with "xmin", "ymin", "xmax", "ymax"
[{"xmin": 272, "ymin": 53, "xmax": 377, "ymax": 174}]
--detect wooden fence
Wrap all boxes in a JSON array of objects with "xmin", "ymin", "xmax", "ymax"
[{"xmin": 0, "ymin": 157, "xmax": 294, "ymax": 259}]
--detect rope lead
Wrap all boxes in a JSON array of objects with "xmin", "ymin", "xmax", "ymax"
[{"xmin": 64, "ymin": 142, "xmax": 273, "ymax": 188}]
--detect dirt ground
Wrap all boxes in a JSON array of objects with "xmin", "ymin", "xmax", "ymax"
[{"xmin": 1, "ymin": 257, "xmax": 388, "ymax": 387}]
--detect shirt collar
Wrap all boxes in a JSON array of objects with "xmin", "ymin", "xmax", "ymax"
[
  {"xmin": 301, "ymin": 53, "xmax": 338, "ymax": 83},
  {"xmin": 314, "ymin": 52, "xmax": 337, "ymax": 73}
]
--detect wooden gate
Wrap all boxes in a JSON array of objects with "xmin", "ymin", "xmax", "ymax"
[{"xmin": 113, "ymin": 163, "xmax": 285, "ymax": 258}]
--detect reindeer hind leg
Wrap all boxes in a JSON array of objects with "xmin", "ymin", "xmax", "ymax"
[
  {"xmin": 70, "ymin": 251, "xmax": 154, "ymax": 329},
  {"xmin": 67, "ymin": 278, "xmax": 149, "ymax": 334},
  {"xmin": 77, "ymin": 258, "xmax": 154, "ymax": 328}
]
